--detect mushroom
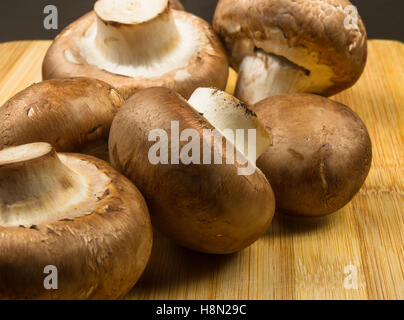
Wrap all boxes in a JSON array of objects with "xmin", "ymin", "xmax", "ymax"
[
  {"xmin": 251, "ymin": 93, "xmax": 372, "ymax": 217},
  {"xmin": 0, "ymin": 143, "xmax": 152, "ymax": 299},
  {"xmin": 43, "ymin": 0, "xmax": 229, "ymax": 100},
  {"xmin": 169, "ymin": 0, "xmax": 185, "ymax": 11},
  {"xmin": 0, "ymin": 78, "xmax": 124, "ymax": 161},
  {"xmin": 213, "ymin": 0, "xmax": 368, "ymax": 104},
  {"xmin": 109, "ymin": 87, "xmax": 275, "ymax": 254}
]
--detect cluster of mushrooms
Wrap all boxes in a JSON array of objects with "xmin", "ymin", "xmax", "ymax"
[{"xmin": 0, "ymin": 0, "xmax": 372, "ymax": 299}]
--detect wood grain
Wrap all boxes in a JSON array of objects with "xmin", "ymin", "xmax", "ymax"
[{"xmin": 0, "ymin": 40, "xmax": 403, "ymax": 300}]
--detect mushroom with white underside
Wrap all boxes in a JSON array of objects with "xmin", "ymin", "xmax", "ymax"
[
  {"xmin": 43, "ymin": 0, "xmax": 229, "ymax": 100},
  {"xmin": 109, "ymin": 87, "xmax": 275, "ymax": 254},
  {"xmin": 0, "ymin": 143, "xmax": 152, "ymax": 299},
  {"xmin": 213, "ymin": 0, "xmax": 368, "ymax": 104}
]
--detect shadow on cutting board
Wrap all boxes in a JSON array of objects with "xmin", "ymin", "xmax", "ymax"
[
  {"xmin": 129, "ymin": 230, "xmax": 238, "ymax": 296},
  {"xmin": 264, "ymin": 211, "xmax": 340, "ymax": 237}
]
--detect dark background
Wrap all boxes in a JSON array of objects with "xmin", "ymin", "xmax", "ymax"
[{"xmin": 0, "ymin": 0, "xmax": 403, "ymax": 43}]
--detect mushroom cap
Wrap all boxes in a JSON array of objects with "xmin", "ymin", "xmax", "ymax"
[
  {"xmin": 109, "ymin": 87, "xmax": 275, "ymax": 254},
  {"xmin": 213, "ymin": 0, "xmax": 367, "ymax": 96},
  {"xmin": 169, "ymin": 0, "xmax": 185, "ymax": 11},
  {"xmin": 0, "ymin": 143, "xmax": 152, "ymax": 299},
  {"xmin": 43, "ymin": 10, "xmax": 228, "ymax": 100},
  {"xmin": 252, "ymin": 93, "xmax": 372, "ymax": 217},
  {"xmin": 0, "ymin": 78, "xmax": 124, "ymax": 160}
]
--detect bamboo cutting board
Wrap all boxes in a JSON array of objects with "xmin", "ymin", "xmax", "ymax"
[{"xmin": 0, "ymin": 40, "xmax": 403, "ymax": 300}]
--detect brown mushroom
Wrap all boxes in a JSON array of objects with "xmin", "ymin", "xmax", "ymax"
[
  {"xmin": 251, "ymin": 93, "xmax": 372, "ymax": 217},
  {"xmin": 109, "ymin": 87, "xmax": 275, "ymax": 254},
  {"xmin": 169, "ymin": 0, "xmax": 185, "ymax": 11},
  {"xmin": 0, "ymin": 78, "xmax": 124, "ymax": 161},
  {"xmin": 0, "ymin": 143, "xmax": 152, "ymax": 299},
  {"xmin": 213, "ymin": 0, "xmax": 367, "ymax": 104},
  {"xmin": 43, "ymin": 0, "xmax": 229, "ymax": 100}
]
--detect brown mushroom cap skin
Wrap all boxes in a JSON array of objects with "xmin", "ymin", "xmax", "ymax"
[
  {"xmin": 0, "ymin": 78, "xmax": 124, "ymax": 159},
  {"xmin": 252, "ymin": 94, "xmax": 372, "ymax": 217},
  {"xmin": 109, "ymin": 87, "xmax": 275, "ymax": 254},
  {"xmin": 0, "ymin": 146, "xmax": 152, "ymax": 299},
  {"xmin": 169, "ymin": 0, "xmax": 185, "ymax": 11},
  {"xmin": 213, "ymin": 0, "xmax": 367, "ymax": 96},
  {"xmin": 43, "ymin": 10, "xmax": 229, "ymax": 100}
]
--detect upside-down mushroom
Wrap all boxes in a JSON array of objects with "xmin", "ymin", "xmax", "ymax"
[
  {"xmin": 109, "ymin": 87, "xmax": 275, "ymax": 254},
  {"xmin": 252, "ymin": 94, "xmax": 372, "ymax": 217},
  {"xmin": 0, "ymin": 78, "xmax": 124, "ymax": 161},
  {"xmin": 0, "ymin": 143, "xmax": 152, "ymax": 299},
  {"xmin": 213, "ymin": 0, "xmax": 368, "ymax": 104},
  {"xmin": 43, "ymin": 0, "xmax": 229, "ymax": 99}
]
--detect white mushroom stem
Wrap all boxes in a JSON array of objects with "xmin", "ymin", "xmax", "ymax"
[
  {"xmin": 78, "ymin": 0, "xmax": 200, "ymax": 78},
  {"xmin": 188, "ymin": 88, "xmax": 271, "ymax": 166},
  {"xmin": 93, "ymin": 0, "xmax": 177, "ymax": 62},
  {"xmin": 0, "ymin": 143, "xmax": 86, "ymax": 227},
  {"xmin": 235, "ymin": 51, "xmax": 312, "ymax": 104}
]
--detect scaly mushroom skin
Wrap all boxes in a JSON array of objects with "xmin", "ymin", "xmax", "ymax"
[
  {"xmin": 109, "ymin": 87, "xmax": 275, "ymax": 254},
  {"xmin": 0, "ymin": 143, "xmax": 152, "ymax": 299},
  {"xmin": 0, "ymin": 78, "xmax": 124, "ymax": 161},
  {"xmin": 252, "ymin": 94, "xmax": 372, "ymax": 217},
  {"xmin": 213, "ymin": 0, "xmax": 368, "ymax": 104},
  {"xmin": 43, "ymin": 0, "xmax": 228, "ymax": 100}
]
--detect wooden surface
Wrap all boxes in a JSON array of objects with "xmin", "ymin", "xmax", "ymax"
[{"xmin": 0, "ymin": 40, "xmax": 403, "ymax": 300}]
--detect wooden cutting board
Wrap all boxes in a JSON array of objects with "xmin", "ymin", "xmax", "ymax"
[{"xmin": 0, "ymin": 40, "xmax": 403, "ymax": 300}]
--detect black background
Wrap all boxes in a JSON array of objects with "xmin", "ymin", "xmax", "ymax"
[{"xmin": 0, "ymin": 0, "xmax": 403, "ymax": 43}]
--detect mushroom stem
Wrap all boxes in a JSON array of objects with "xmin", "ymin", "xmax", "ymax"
[
  {"xmin": 0, "ymin": 143, "xmax": 85, "ymax": 226},
  {"xmin": 94, "ymin": 1, "xmax": 177, "ymax": 59},
  {"xmin": 188, "ymin": 88, "xmax": 271, "ymax": 165},
  {"xmin": 79, "ymin": 0, "xmax": 199, "ymax": 78},
  {"xmin": 235, "ymin": 51, "xmax": 311, "ymax": 104}
]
